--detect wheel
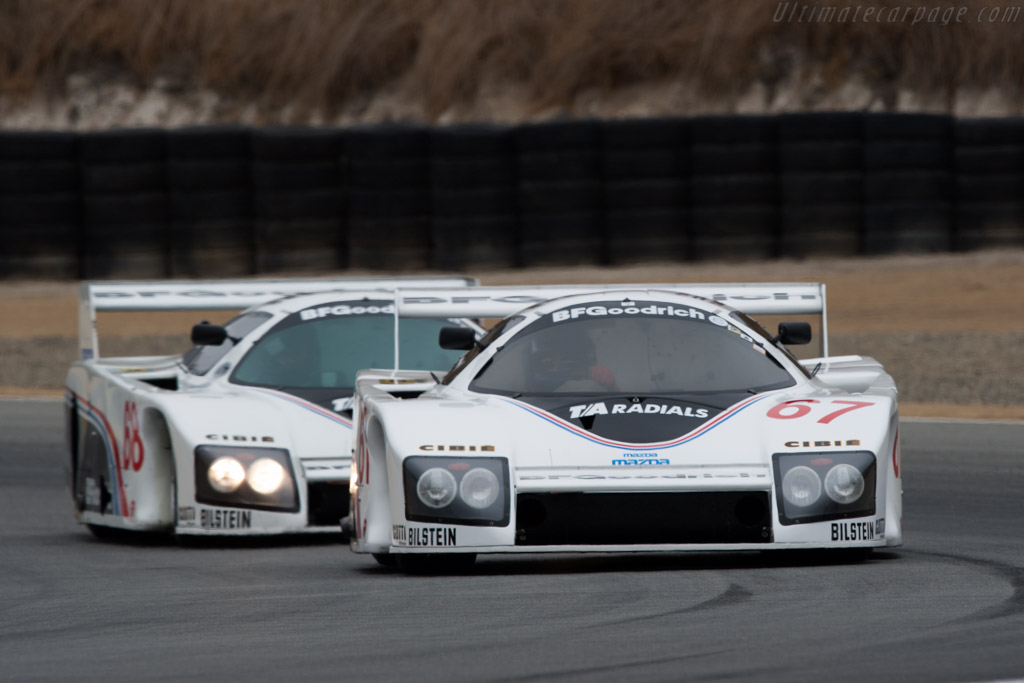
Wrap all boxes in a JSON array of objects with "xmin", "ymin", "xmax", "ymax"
[
  {"xmin": 396, "ymin": 553, "xmax": 477, "ymax": 575},
  {"xmin": 372, "ymin": 553, "xmax": 398, "ymax": 568}
]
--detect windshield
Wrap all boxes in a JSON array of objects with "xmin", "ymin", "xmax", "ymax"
[
  {"xmin": 468, "ymin": 300, "xmax": 797, "ymax": 396},
  {"xmin": 231, "ymin": 301, "xmax": 466, "ymax": 390}
]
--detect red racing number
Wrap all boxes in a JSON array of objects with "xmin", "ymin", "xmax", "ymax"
[
  {"xmin": 767, "ymin": 399, "xmax": 873, "ymax": 424},
  {"xmin": 122, "ymin": 401, "xmax": 145, "ymax": 472}
]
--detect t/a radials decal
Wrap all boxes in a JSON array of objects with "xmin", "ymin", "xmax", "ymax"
[
  {"xmin": 569, "ymin": 401, "xmax": 709, "ymax": 419},
  {"xmin": 122, "ymin": 400, "xmax": 145, "ymax": 472}
]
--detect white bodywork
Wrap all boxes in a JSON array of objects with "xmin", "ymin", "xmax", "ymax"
[
  {"xmin": 65, "ymin": 277, "xmax": 477, "ymax": 536},
  {"xmin": 348, "ymin": 283, "xmax": 902, "ymax": 568}
]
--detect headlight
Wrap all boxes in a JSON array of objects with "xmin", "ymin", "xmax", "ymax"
[
  {"xmin": 403, "ymin": 456, "xmax": 509, "ymax": 526},
  {"xmin": 781, "ymin": 466, "xmax": 822, "ymax": 508},
  {"xmin": 824, "ymin": 464, "xmax": 865, "ymax": 504},
  {"xmin": 460, "ymin": 468, "xmax": 500, "ymax": 509},
  {"xmin": 208, "ymin": 457, "xmax": 246, "ymax": 493},
  {"xmin": 416, "ymin": 468, "xmax": 458, "ymax": 508},
  {"xmin": 248, "ymin": 458, "xmax": 286, "ymax": 495},
  {"xmin": 773, "ymin": 451, "xmax": 876, "ymax": 526},
  {"xmin": 195, "ymin": 445, "xmax": 299, "ymax": 512}
]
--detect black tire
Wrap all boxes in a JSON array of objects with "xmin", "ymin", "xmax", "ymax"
[
  {"xmin": 517, "ymin": 150, "xmax": 602, "ymax": 183},
  {"xmin": 519, "ymin": 181, "xmax": 601, "ymax": 213},
  {"xmin": 603, "ymin": 149, "xmax": 687, "ymax": 181},
  {"xmin": 864, "ymin": 142, "xmax": 951, "ymax": 171},
  {"xmin": 778, "ymin": 112, "xmax": 864, "ymax": 141},
  {"xmin": 0, "ymin": 131, "xmax": 78, "ymax": 160},
  {"xmin": 688, "ymin": 205, "xmax": 778, "ymax": 259},
  {"xmin": 604, "ymin": 180, "xmax": 686, "ymax": 211},
  {"xmin": 168, "ymin": 190, "xmax": 250, "ymax": 221},
  {"xmin": 0, "ymin": 194, "xmax": 80, "ymax": 224},
  {"xmin": 691, "ymin": 115, "xmax": 777, "ymax": 144},
  {"xmin": 80, "ymin": 162, "xmax": 165, "ymax": 192},
  {"xmin": 166, "ymin": 159, "xmax": 250, "ymax": 190},
  {"xmin": 343, "ymin": 124, "xmax": 429, "ymax": 159},
  {"xmin": 252, "ymin": 189, "xmax": 343, "ymax": 221},
  {"xmin": 83, "ymin": 194, "xmax": 166, "ymax": 224},
  {"xmin": 251, "ymin": 127, "xmax": 344, "ymax": 161},
  {"xmin": 602, "ymin": 117, "xmax": 687, "ymax": 148},
  {"xmin": 79, "ymin": 129, "xmax": 165, "ymax": 163},
  {"xmin": 166, "ymin": 126, "xmax": 251, "ymax": 159},
  {"xmin": 429, "ymin": 157, "xmax": 516, "ymax": 189},
  {"xmin": 780, "ymin": 205, "xmax": 863, "ymax": 256},
  {"xmin": 430, "ymin": 124, "xmax": 513, "ymax": 157},
  {"xmin": 372, "ymin": 553, "xmax": 398, "ymax": 568},
  {"xmin": 956, "ymin": 204, "xmax": 1024, "ymax": 249},
  {"xmin": 863, "ymin": 203, "xmax": 953, "ymax": 253},
  {"xmin": 864, "ymin": 172, "xmax": 951, "ymax": 203},
  {"xmin": 864, "ymin": 113, "xmax": 952, "ymax": 140},
  {"xmin": 957, "ymin": 175, "xmax": 1024, "ymax": 203},
  {"xmin": 431, "ymin": 216, "xmax": 519, "ymax": 269},
  {"xmin": 781, "ymin": 173, "xmax": 862, "ymax": 204},
  {"xmin": 346, "ymin": 188, "xmax": 429, "ymax": 219},
  {"xmin": 606, "ymin": 209, "xmax": 687, "ymax": 264},
  {"xmin": 251, "ymin": 160, "xmax": 341, "ymax": 190},
  {"xmin": 0, "ymin": 161, "xmax": 79, "ymax": 193},
  {"xmin": 396, "ymin": 553, "xmax": 477, "ymax": 575},
  {"xmin": 691, "ymin": 174, "xmax": 777, "ymax": 205},
  {"xmin": 954, "ymin": 146, "xmax": 1024, "ymax": 174},
  {"xmin": 345, "ymin": 158, "xmax": 429, "ymax": 190},
  {"xmin": 515, "ymin": 120, "xmax": 601, "ymax": 151},
  {"xmin": 690, "ymin": 144, "xmax": 776, "ymax": 174},
  {"xmin": 431, "ymin": 187, "xmax": 517, "ymax": 217},
  {"xmin": 779, "ymin": 142, "xmax": 863, "ymax": 172},
  {"xmin": 256, "ymin": 217, "xmax": 343, "ymax": 247},
  {"xmin": 956, "ymin": 118, "xmax": 1024, "ymax": 146}
]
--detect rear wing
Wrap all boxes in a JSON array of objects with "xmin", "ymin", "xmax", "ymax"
[
  {"xmin": 390, "ymin": 282, "xmax": 830, "ymax": 355},
  {"xmin": 78, "ymin": 276, "xmax": 477, "ymax": 359}
]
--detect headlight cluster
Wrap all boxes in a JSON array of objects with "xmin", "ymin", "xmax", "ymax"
[
  {"xmin": 773, "ymin": 451, "xmax": 876, "ymax": 525},
  {"xmin": 403, "ymin": 456, "xmax": 509, "ymax": 526},
  {"xmin": 195, "ymin": 445, "xmax": 299, "ymax": 512}
]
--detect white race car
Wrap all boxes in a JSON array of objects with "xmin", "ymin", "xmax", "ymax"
[
  {"xmin": 65, "ymin": 277, "xmax": 480, "ymax": 538},
  {"xmin": 347, "ymin": 283, "xmax": 902, "ymax": 572}
]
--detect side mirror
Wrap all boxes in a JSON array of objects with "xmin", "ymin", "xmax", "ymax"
[
  {"xmin": 439, "ymin": 326, "xmax": 477, "ymax": 350},
  {"xmin": 774, "ymin": 322, "xmax": 812, "ymax": 346},
  {"xmin": 191, "ymin": 321, "xmax": 228, "ymax": 346}
]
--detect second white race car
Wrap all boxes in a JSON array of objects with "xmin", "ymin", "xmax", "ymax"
[{"xmin": 65, "ymin": 277, "xmax": 480, "ymax": 538}]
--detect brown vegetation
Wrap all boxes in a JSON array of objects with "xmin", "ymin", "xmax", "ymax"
[{"xmin": 2, "ymin": 0, "xmax": 1024, "ymax": 127}]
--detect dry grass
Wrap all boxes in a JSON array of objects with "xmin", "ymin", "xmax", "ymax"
[{"xmin": 2, "ymin": 0, "xmax": 1024, "ymax": 123}]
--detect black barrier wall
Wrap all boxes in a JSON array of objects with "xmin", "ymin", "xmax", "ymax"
[{"xmin": 1, "ymin": 113, "xmax": 1022, "ymax": 279}]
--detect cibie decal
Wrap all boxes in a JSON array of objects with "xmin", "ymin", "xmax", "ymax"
[
  {"xmin": 783, "ymin": 439, "xmax": 862, "ymax": 448},
  {"xmin": 552, "ymin": 304, "xmax": 706, "ymax": 323},
  {"xmin": 569, "ymin": 402, "xmax": 709, "ymax": 419},
  {"xmin": 299, "ymin": 303, "xmax": 393, "ymax": 320},
  {"xmin": 122, "ymin": 401, "xmax": 144, "ymax": 472}
]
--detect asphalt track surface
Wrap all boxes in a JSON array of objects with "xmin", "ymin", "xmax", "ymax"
[{"xmin": 2, "ymin": 398, "xmax": 1023, "ymax": 683}]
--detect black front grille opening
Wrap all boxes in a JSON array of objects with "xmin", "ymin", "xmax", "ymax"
[
  {"xmin": 307, "ymin": 481, "xmax": 349, "ymax": 527},
  {"xmin": 515, "ymin": 491, "xmax": 771, "ymax": 546}
]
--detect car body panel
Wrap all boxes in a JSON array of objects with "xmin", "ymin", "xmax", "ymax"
[{"xmin": 65, "ymin": 277, "xmax": 478, "ymax": 537}]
